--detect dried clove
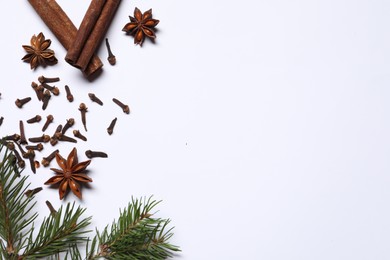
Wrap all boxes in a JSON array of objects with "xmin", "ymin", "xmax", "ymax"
[
  {"xmin": 15, "ymin": 142, "xmax": 27, "ymax": 158},
  {"xmin": 27, "ymin": 115, "xmax": 42, "ymax": 124},
  {"xmin": 38, "ymin": 75, "xmax": 60, "ymax": 84},
  {"xmin": 79, "ymin": 103, "xmax": 88, "ymax": 131},
  {"xmin": 105, "ymin": 38, "xmax": 116, "ymax": 65},
  {"xmin": 19, "ymin": 120, "xmax": 28, "ymax": 145},
  {"xmin": 15, "ymin": 97, "xmax": 32, "ymax": 108},
  {"xmin": 4, "ymin": 141, "xmax": 15, "ymax": 151},
  {"xmin": 85, "ymin": 150, "xmax": 108, "ymax": 158},
  {"xmin": 55, "ymin": 132, "xmax": 77, "ymax": 143},
  {"xmin": 3, "ymin": 134, "xmax": 20, "ymax": 142},
  {"xmin": 25, "ymin": 187, "xmax": 42, "ymax": 197},
  {"xmin": 50, "ymin": 124, "xmax": 62, "ymax": 146},
  {"xmin": 112, "ymin": 98, "xmax": 130, "ymax": 114},
  {"xmin": 88, "ymin": 93, "xmax": 103, "ymax": 105},
  {"xmin": 73, "ymin": 130, "xmax": 87, "ymax": 141},
  {"xmin": 42, "ymin": 90, "xmax": 51, "ymax": 110},
  {"xmin": 31, "ymin": 82, "xmax": 44, "ymax": 101},
  {"xmin": 65, "ymin": 85, "xmax": 74, "ymax": 102},
  {"xmin": 42, "ymin": 114, "xmax": 54, "ymax": 132},
  {"xmin": 13, "ymin": 149, "xmax": 25, "ymax": 168},
  {"xmin": 42, "ymin": 149, "xmax": 59, "ymax": 167},
  {"xmin": 45, "ymin": 200, "xmax": 57, "ymax": 216},
  {"xmin": 62, "ymin": 118, "xmax": 75, "ymax": 134},
  {"xmin": 0, "ymin": 116, "xmax": 3, "ymax": 126},
  {"xmin": 25, "ymin": 149, "xmax": 36, "ymax": 173},
  {"xmin": 41, "ymin": 82, "xmax": 60, "ymax": 96},
  {"xmin": 107, "ymin": 117, "xmax": 117, "ymax": 135},
  {"xmin": 28, "ymin": 134, "xmax": 50, "ymax": 143},
  {"xmin": 26, "ymin": 143, "xmax": 44, "ymax": 151}
]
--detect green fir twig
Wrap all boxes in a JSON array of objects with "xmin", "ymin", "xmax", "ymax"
[
  {"xmin": 0, "ymin": 141, "xmax": 91, "ymax": 259},
  {"xmin": 86, "ymin": 197, "xmax": 180, "ymax": 259},
  {"xmin": 0, "ymin": 141, "xmax": 179, "ymax": 259}
]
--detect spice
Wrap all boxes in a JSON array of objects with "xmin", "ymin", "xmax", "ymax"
[
  {"xmin": 41, "ymin": 149, "xmax": 59, "ymax": 167},
  {"xmin": 3, "ymin": 134, "xmax": 20, "ymax": 142},
  {"xmin": 88, "ymin": 93, "xmax": 103, "ymax": 105},
  {"xmin": 42, "ymin": 115, "xmax": 54, "ymax": 132},
  {"xmin": 28, "ymin": 0, "xmax": 103, "ymax": 78},
  {"xmin": 50, "ymin": 124, "xmax": 63, "ymax": 146},
  {"xmin": 25, "ymin": 149, "xmax": 36, "ymax": 174},
  {"xmin": 42, "ymin": 83, "xmax": 60, "ymax": 96},
  {"xmin": 27, "ymin": 115, "xmax": 42, "ymax": 124},
  {"xmin": 26, "ymin": 143, "xmax": 44, "ymax": 151},
  {"xmin": 24, "ymin": 187, "xmax": 43, "ymax": 197},
  {"xmin": 62, "ymin": 118, "xmax": 75, "ymax": 134},
  {"xmin": 19, "ymin": 120, "xmax": 28, "ymax": 145},
  {"xmin": 42, "ymin": 90, "xmax": 51, "ymax": 110},
  {"xmin": 73, "ymin": 130, "xmax": 87, "ymax": 141},
  {"xmin": 105, "ymin": 38, "xmax": 116, "ymax": 65},
  {"xmin": 31, "ymin": 82, "xmax": 44, "ymax": 101},
  {"xmin": 45, "ymin": 200, "xmax": 57, "ymax": 216},
  {"xmin": 44, "ymin": 148, "xmax": 92, "ymax": 199},
  {"xmin": 79, "ymin": 103, "xmax": 88, "ymax": 131},
  {"xmin": 13, "ymin": 149, "xmax": 25, "ymax": 169},
  {"xmin": 107, "ymin": 117, "xmax": 117, "ymax": 135},
  {"xmin": 38, "ymin": 75, "xmax": 60, "ymax": 84},
  {"xmin": 15, "ymin": 97, "xmax": 32, "ymax": 108},
  {"xmin": 22, "ymin": 32, "xmax": 57, "ymax": 69},
  {"xmin": 122, "ymin": 8, "xmax": 159, "ymax": 46},
  {"xmin": 55, "ymin": 132, "xmax": 78, "ymax": 143},
  {"xmin": 65, "ymin": 85, "xmax": 74, "ymax": 102},
  {"xmin": 85, "ymin": 150, "xmax": 108, "ymax": 158},
  {"xmin": 29, "ymin": 134, "xmax": 50, "ymax": 143},
  {"xmin": 112, "ymin": 98, "xmax": 130, "ymax": 114},
  {"xmin": 69, "ymin": 0, "xmax": 122, "ymax": 72},
  {"xmin": 0, "ymin": 116, "xmax": 3, "ymax": 126},
  {"xmin": 65, "ymin": 0, "xmax": 108, "ymax": 66}
]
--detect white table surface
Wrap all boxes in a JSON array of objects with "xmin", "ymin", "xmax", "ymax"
[{"xmin": 1, "ymin": 0, "xmax": 390, "ymax": 259}]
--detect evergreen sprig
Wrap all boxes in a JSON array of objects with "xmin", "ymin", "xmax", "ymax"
[
  {"xmin": 0, "ymin": 142, "xmax": 179, "ymax": 259},
  {"xmin": 0, "ymin": 143, "xmax": 37, "ymax": 259},
  {"xmin": 86, "ymin": 197, "xmax": 180, "ymax": 259},
  {"xmin": 0, "ymin": 142, "xmax": 91, "ymax": 259},
  {"xmin": 22, "ymin": 203, "xmax": 91, "ymax": 259}
]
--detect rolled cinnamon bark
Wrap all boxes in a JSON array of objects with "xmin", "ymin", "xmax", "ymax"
[
  {"xmin": 27, "ymin": 0, "xmax": 103, "ymax": 78},
  {"xmin": 65, "ymin": 0, "xmax": 107, "ymax": 65},
  {"xmin": 74, "ymin": 0, "xmax": 121, "ymax": 72}
]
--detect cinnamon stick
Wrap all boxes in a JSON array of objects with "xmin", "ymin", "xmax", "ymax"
[
  {"xmin": 27, "ymin": 0, "xmax": 103, "ymax": 78},
  {"xmin": 73, "ymin": 0, "xmax": 121, "ymax": 72},
  {"xmin": 65, "ymin": 0, "xmax": 107, "ymax": 65}
]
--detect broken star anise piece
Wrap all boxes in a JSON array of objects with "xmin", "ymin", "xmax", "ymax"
[
  {"xmin": 44, "ymin": 147, "xmax": 92, "ymax": 200},
  {"xmin": 122, "ymin": 7, "xmax": 159, "ymax": 46},
  {"xmin": 22, "ymin": 32, "xmax": 58, "ymax": 70}
]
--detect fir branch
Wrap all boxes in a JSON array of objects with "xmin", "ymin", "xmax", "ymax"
[
  {"xmin": 86, "ymin": 197, "xmax": 180, "ymax": 259},
  {"xmin": 22, "ymin": 203, "xmax": 91, "ymax": 259},
  {"xmin": 0, "ymin": 142, "xmax": 179, "ymax": 259},
  {"xmin": 0, "ymin": 142, "xmax": 92, "ymax": 259},
  {"xmin": 0, "ymin": 142, "xmax": 37, "ymax": 259}
]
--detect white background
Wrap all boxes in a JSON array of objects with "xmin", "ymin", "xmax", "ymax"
[{"xmin": 1, "ymin": 0, "xmax": 390, "ymax": 259}]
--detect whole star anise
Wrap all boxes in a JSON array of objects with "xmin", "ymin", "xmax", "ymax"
[
  {"xmin": 44, "ymin": 148, "xmax": 92, "ymax": 200},
  {"xmin": 22, "ymin": 32, "xmax": 58, "ymax": 70},
  {"xmin": 122, "ymin": 7, "xmax": 159, "ymax": 46}
]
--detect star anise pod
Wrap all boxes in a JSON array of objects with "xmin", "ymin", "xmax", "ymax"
[
  {"xmin": 22, "ymin": 32, "xmax": 58, "ymax": 70},
  {"xmin": 122, "ymin": 7, "xmax": 159, "ymax": 46},
  {"xmin": 44, "ymin": 148, "xmax": 92, "ymax": 200}
]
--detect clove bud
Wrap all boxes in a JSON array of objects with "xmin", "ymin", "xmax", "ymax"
[
  {"xmin": 27, "ymin": 115, "xmax": 42, "ymax": 124},
  {"xmin": 15, "ymin": 97, "xmax": 32, "ymax": 108},
  {"xmin": 42, "ymin": 149, "xmax": 59, "ymax": 167},
  {"xmin": 85, "ymin": 150, "xmax": 108, "ymax": 158}
]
